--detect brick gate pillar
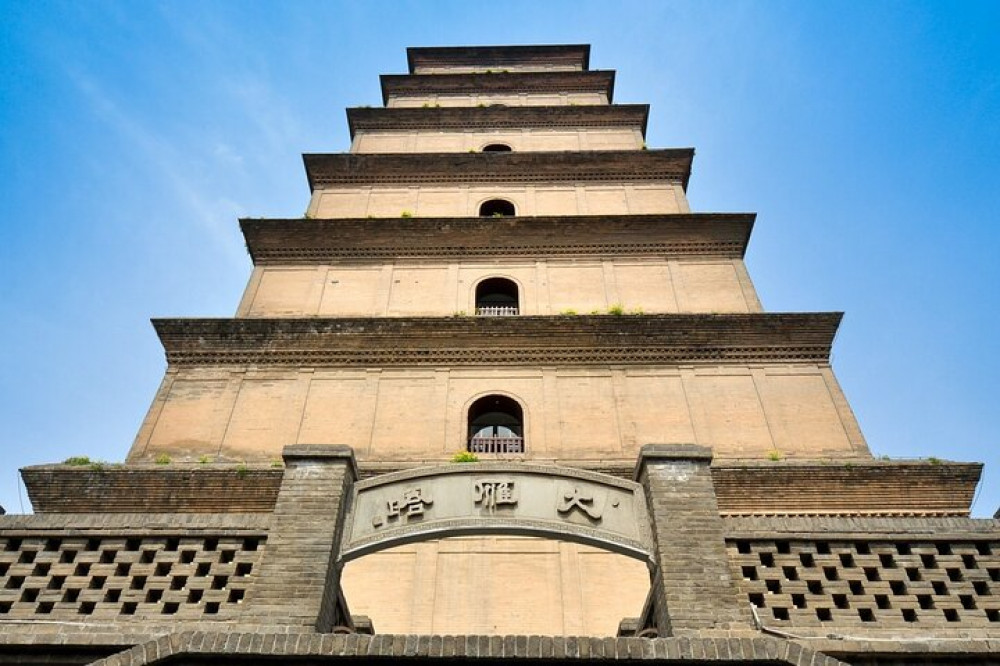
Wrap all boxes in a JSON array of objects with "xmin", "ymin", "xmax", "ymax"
[
  {"xmin": 635, "ymin": 444, "xmax": 751, "ymax": 635},
  {"xmin": 244, "ymin": 444, "xmax": 357, "ymax": 632}
]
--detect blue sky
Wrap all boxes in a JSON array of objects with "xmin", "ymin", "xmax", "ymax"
[{"xmin": 1, "ymin": 1, "xmax": 998, "ymax": 515}]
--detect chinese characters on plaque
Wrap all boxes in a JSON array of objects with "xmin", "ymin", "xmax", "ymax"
[
  {"xmin": 370, "ymin": 479, "xmax": 611, "ymax": 529},
  {"xmin": 371, "ymin": 487, "xmax": 433, "ymax": 528},
  {"xmin": 556, "ymin": 485, "xmax": 604, "ymax": 520},
  {"xmin": 473, "ymin": 479, "xmax": 518, "ymax": 513}
]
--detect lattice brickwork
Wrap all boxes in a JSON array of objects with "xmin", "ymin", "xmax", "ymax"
[
  {"xmin": 729, "ymin": 539, "xmax": 1000, "ymax": 629},
  {"xmin": 0, "ymin": 534, "xmax": 265, "ymax": 620}
]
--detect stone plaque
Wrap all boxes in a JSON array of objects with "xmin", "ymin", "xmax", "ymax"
[{"xmin": 340, "ymin": 463, "xmax": 654, "ymax": 563}]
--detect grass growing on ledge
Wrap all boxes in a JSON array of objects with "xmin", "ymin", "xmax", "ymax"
[
  {"xmin": 154, "ymin": 454, "xmax": 171, "ymax": 465},
  {"xmin": 451, "ymin": 451, "xmax": 480, "ymax": 463},
  {"xmin": 766, "ymin": 450, "xmax": 783, "ymax": 462},
  {"xmin": 63, "ymin": 456, "xmax": 92, "ymax": 466}
]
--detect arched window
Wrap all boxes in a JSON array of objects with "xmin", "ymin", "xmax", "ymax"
[
  {"xmin": 468, "ymin": 395, "xmax": 524, "ymax": 454},
  {"xmin": 481, "ymin": 143, "xmax": 512, "ymax": 152},
  {"xmin": 475, "ymin": 277, "xmax": 519, "ymax": 316},
  {"xmin": 479, "ymin": 199, "xmax": 516, "ymax": 217}
]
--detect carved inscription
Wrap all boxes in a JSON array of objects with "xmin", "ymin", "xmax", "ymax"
[
  {"xmin": 473, "ymin": 479, "xmax": 518, "ymax": 514},
  {"xmin": 557, "ymin": 485, "xmax": 605, "ymax": 521},
  {"xmin": 372, "ymin": 487, "xmax": 433, "ymax": 528}
]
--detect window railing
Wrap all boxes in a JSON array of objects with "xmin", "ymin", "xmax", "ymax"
[
  {"xmin": 476, "ymin": 306, "xmax": 519, "ymax": 317},
  {"xmin": 468, "ymin": 435, "xmax": 524, "ymax": 454}
]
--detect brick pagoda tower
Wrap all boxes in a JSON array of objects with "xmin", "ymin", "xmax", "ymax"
[{"xmin": 3, "ymin": 44, "xmax": 998, "ymax": 665}]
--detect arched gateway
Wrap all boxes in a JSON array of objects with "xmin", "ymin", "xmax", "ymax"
[{"xmin": 338, "ymin": 463, "xmax": 656, "ymax": 565}]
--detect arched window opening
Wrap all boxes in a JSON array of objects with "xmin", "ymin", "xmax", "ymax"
[
  {"xmin": 468, "ymin": 395, "xmax": 524, "ymax": 454},
  {"xmin": 482, "ymin": 143, "xmax": 512, "ymax": 152},
  {"xmin": 475, "ymin": 277, "xmax": 519, "ymax": 316},
  {"xmin": 479, "ymin": 199, "xmax": 516, "ymax": 217}
]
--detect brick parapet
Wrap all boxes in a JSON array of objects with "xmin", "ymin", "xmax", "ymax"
[
  {"xmin": 22, "ymin": 466, "xmax": 281, "ymax": 514},
  {"xmin": 23, "ymin": 460, "xmax": 979, "ymax": 517}
]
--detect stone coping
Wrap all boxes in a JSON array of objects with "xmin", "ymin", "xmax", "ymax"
[
  {"xmin": 380, "ymin": 70, "xmax": 615, "ymax": 105},
  {"xmin": 303, "ymin": 149, "xmax": 694, "ymax": 191},
  {"xmin": 238, "ymin": 213, "xmax": 755, "ymax": 265},
  {"xmin": 346, "ymin": 104, "xmax": 650, "ymax": 138},
  {"xmin": 0, "ymin": 511, "xmax": 268, "ymax": 529},
  {"xmin": 4, "ymin": 628, "xmax": 998, "ymax": 663},
  {"xmin": 151, "ymin": 313, "xmax": 842, "ymax": 368},
  {"xmin": 407, "ymin": 44, "xmax": 591, "ymax": 73},
  {"xmin": 88, "ymin": 631, "xmax": 847, "ymax": 665},
  {"xmin": 724, "ymin": 514, "xmax": 1000, "ymax": 538}
]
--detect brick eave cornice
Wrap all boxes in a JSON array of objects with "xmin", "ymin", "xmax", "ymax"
[
  {"xmin": 238, "ymin": 213, "xmax": 755, "ymax": 264},
  {"xmin": 303, "ymin": 149, "xmax": 694, "ymax": 191},
  {"xmin": 406, "ymin": 44, "xmax": 591, "ymax": 73},
  {"xmin": 380, "ymin": 70, "xmax": 616, "ymax": 104},
  {"xmin": 152, "ymin": 313, "xmax": 842, "ymax": 368},
  {"xmin": 346, "ymin": 104, "xmax": 650, "ymax": 138}
]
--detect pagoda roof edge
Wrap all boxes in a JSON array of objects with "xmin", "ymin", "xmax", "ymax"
[
  {"xmin": 406, "ymin": 44, "xmax": 591, "ymax": 73},
  {"xmin": 345, "ymin": 104, "xmax": 650, "ymax": 139}
]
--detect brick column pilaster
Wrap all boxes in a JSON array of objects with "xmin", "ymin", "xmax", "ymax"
[
  {"xmin": 244, "ymin": 444, "xmax": 357, "ymax": 632},
  {"xmin": 635, "ymin": 443, "xmax": 751, "ymax": 635}
]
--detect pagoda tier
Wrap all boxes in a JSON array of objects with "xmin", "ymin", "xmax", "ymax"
[
  {"xmin": 241, "ymin": 213, "xmax": 753, "ymax": 263},
  {"xmin": 407, "ymin": 44, "xmax": 591, "ymax": 72},
  {"xmin": 381, "ymin": 70, "xmax": 615, "ymax": 104},
  {"xmin": 152, "ymin": 313, "xmax": 841, "ymax": 368},
  {"xmin": 346, "ymin": 104, "xmax": 649, "ymax": 137},
  {"xmin": 304, "ymin": 149, "xmax": 693, "ymax": 189}
]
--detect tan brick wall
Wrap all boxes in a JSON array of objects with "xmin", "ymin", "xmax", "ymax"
[
  {"xmin": 130, "ymin": 364, "xmax": 868, "ymax": 463},
  {"xmin": 341, "ymin": 537, "xmax": 649, "ymax": 636},
  {"xmin": 238, "ymin": 259, "xmax": 760, "ymax": 318},
  {"xmin": 352, "ymin": 128, "xmax": 642, "ymax": 153},
  {"xmin": 307, "ymin": 182, "xmax": 691, "ymax": 218}
]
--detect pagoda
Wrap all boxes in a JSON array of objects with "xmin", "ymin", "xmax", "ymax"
[{"xmin": 1, "ymin": 44, "xmax": 998, "ymax": 665}]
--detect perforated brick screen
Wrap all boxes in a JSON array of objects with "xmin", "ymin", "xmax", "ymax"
[
  {"xmin": 0, "ymin": 534, "xmax": 265, "ymax": 620},
  {"xmin": 730, "ymin": 539, "xmax": 1000, "ymax": 629}
]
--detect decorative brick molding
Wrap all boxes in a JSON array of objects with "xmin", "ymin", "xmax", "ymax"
[
  {"xmin": 380, "ymin": 70, "xmax": 616, "ymax": 105},
  {"xmin": 152, "ymin": 313, "xmax": 842, "ymax": 368},
  {"xmin": 407, "ymin": 45, "xmax": 591, "ymax": 73},
  {"xmin": 304, "ymin": 149, "xmax": 693, "ymax": 190},
  {"xmin": 88, "ymin": 631, "xmax": 852, "ymax": 665},
  {"xmin": 347, "ymin": 104, "xmax": 649, "ymax": 137},
  {"xmin": 240, "ymin": 213, "xmax": 753, "ymax": 264}
]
